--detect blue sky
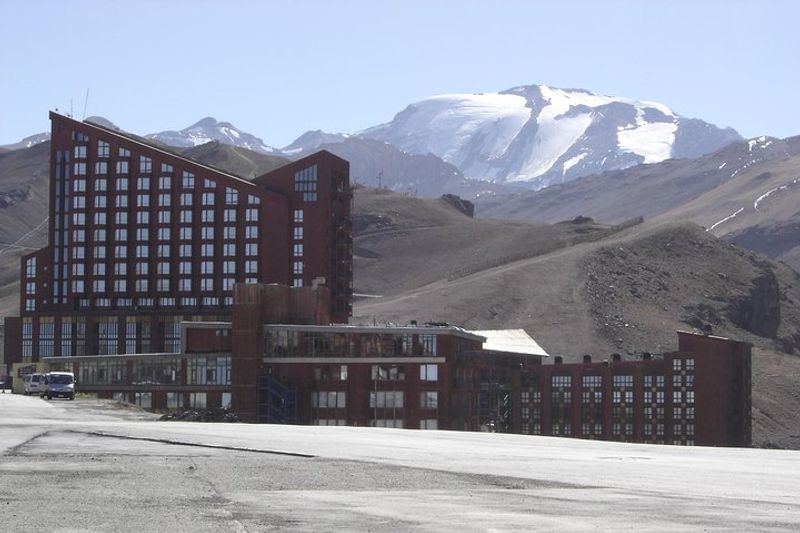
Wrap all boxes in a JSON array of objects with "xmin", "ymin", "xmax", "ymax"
[{"xmin": 1, "ymin": 0, "xmax": 798, "ymax": 146}]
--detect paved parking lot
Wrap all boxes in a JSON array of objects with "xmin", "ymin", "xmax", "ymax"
[{"xmin": 1, "ymin": 393, "xmax": 799, "ymax": 531}]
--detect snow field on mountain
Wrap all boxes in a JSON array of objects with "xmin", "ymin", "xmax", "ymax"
[
  {"xmin": 390, "ymin": 93, "xmax": 531, "ymax": 167},
  {"xmin": 617, "ymin": 108, "xmax": 677, "ymax": 164}
]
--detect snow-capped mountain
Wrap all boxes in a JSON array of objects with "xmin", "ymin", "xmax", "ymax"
[
  {"xmin": 1, "ymin": 132, "xmax": 50, "ymax": 151},
  {"xmin": 146, "ymin": 117, "xmax": 278, "ymax": 154},
  {"xmin": 360, "ymin": 85, "xmax": 742, "ymax": 189}
]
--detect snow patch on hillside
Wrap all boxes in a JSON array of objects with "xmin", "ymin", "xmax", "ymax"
[{"xmin": 617, "ymin": 109, "xmax": 677, "ymax": 164}]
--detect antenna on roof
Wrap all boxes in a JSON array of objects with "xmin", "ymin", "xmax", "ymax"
[
  {"xmin": 69, "ymin": 99, "xmax": 73, "ymax": 118},
  {"xmin": 82, "ymin": 88, "xmax": 90, "ymax": 120}
]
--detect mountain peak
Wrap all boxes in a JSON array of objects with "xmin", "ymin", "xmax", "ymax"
[
  {"xmin": 189, "ymin": 117, "xmax": 219, "ymax": 129},
  {"xmin": 146, "ymin": 118, "xmax": 276, "ymax": 154},
  {"xmin": 361, "ymin": 84, "xmax": 741, "ymax": 189}
]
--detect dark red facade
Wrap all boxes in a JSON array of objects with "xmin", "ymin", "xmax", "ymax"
[{"xmin": 3, "ymin": 112, "xmax": 352, "ymax": 369}]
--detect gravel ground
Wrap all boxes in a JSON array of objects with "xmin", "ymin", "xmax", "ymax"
[{"xmin": 2, "ymin": 394, "xmax": 800, "ymax": 532}]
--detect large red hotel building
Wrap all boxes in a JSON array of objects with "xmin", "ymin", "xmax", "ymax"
[{"xmin": 3, "ymin": 113, "xmax": 752, "ymax": 447}]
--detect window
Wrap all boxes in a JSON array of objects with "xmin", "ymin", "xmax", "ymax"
[
  {"xmin": 180, "ymin": 210, "xmax": 192, "ymax": 224},
  {"xmin": 114, "ymin": 279, "xmax": 127, "ymax": 292},
  {"xmin": 294, "ymin": 164, "xmax": 318, "ymax": 201},
  {"xmin": 293, "ymin": 227, "xmax": 303, "ymax": 240},
  {"xmin": 222, "ymin": 278, "xmax": 234, "ymax": 291},
  {"xmin": 179, "ymin": 227, "xmax": 192, "ymax": 240},
  {"xmin": 115, "ymin": 211, "xmax": 128, "ymax": 225},
  {"xmin": 167, "ymin": 392, "xmax": 183, "ymax": 410},
  {"xmin": 201, "ymin": 278, "xmax": 213, "ymax": 291},
  {"xmin": 245, "ymin": 243, "xmax": 257, "ymax": 256},
  {"xmin": 248, "ymin": 194, "xmax": 260, "ymax": 205},
  {"xmin": 311, "ymin": 391, "xmax": 346, "ymax": 409},
  {"xmin": 225, "ymin": 187, "xmax": 238, "ymax": 205},
  {"xmin": 420, "ymin": 364, "xmax": 438, "ymax": 381},
  {"xmin": 182, "ymin": 171, "xmax": 195, "ymax": 189},
  {"xmin": 204, "ymin": 179, "xmax": 216, "ymax": 188},
  {"xmin": 224, "ymin": 226, "xmax": 236, "ymax": 240},
  {"xmin": 189, "ymin": 393, "xmax": 206, "ymax": 409},
  {"xmin": 180, "ymin": 193, "xmax": 192, "ymax": 206},
  {"xmin": 293, "ymin": 243, "xmax": 303, "ymax": 257},
  {"xmin": 202, "ymin": 227, "xmax": 214, "ymax": 240},
  {"xmin": 179, "ymin": 278, "xmax": 191, "ymax": 291},
  {"xmin": 158, "ymin": 228, "xmax": 170, "ymax": 240},
  {"xmin": 179, "ymin": 262, "xmax": 192, "ymax": 275},
  {"xmin": 73, "ymin": 196, "xmax": 86, "ymax": 210},
  {"xmin": 137, "ymin": 177, "xmax": 150, "ymax": 190},
  {"xmin": 157, "ymin": 244, "xmax": 170, "ymax": 257},
  {"xmin": 158, "ymin": 193, "xmax": 171, "ymax": 207},
  {"xmin": 421, "ymin": 334, "xmax": 437, "ymax": 355},
  {"xmin": 293, "ymin": 209, "xmax": 304, "ymax": 223},
  {"xmin": 202, "ymin": 192, "xmax": 215, "ymax": 206},
  {"xmin": 201, "ymin": 261, "xmax": 214, "ymax": 274},
  {"xmin": 74, "ymin": 179, "xmax": 87, "ymax": 192},
  {"xmin": 245, "ymin": 208, "xmax": 258, "ymax": 222},
  {"xmin": 135, "ymin": 245, "xmax": 149, "ymax": 259},
  {"xmin": 136, "ymin": 211, "xmax": 149, "ymax": 224},
  {"xmin": 94, "ymin": 195, "xmax": 107, "ymax": 208},
  {"xmin": 158, "ymin": 210, "xmax": 171, "ymax": 224},
  {"xmin": 179, "ymin": 244, "xmax": 192, "ymax": 257},
  {"xmin": 74, "ymin": 162, "xmax": 87, "ymax": 175},
  {"xmin": 137, "ymin": 194, "xmax": 150, "ymax": 207},
  {"xmin": 97, "ymin": 140, "xmax": 110, "ymax": 158},
  {"xmin": 293, "ymin": 261, "xmax": 303, "ymax": 275},
  {"xmin": 116, "ymin": 161, "xmax": 129, "ymax": 174},
  {"xmin": 118, "ymin": 147, "xmax": 131, "ymax": 157},
  {"xmin": 25, "ymin": 257, "xmax": 36, "ymax": 277},
  {"xmin": 94, "ymin": 161, "xmax": 108, "ymax": 175},
  {"xmin": 223, "ymin": 244, "xmax": 235, "ymax": 256},
  {"xmin": 420, "ymin": 391, "xmax": 438, "ymax": 409},
  {"xmin": 95, "ymin": 178, "xmax": 108, "ymax": 192},
  {"xmin": 369, "ymin": 390, "xmax": 403, "ymax": 408},
  {"xmin": 245, "ymin": 260, "xmax": 257, "ymax": 273},
  {"xmin": 202, "ymin": 209, "xmax": 214, "ymax": 223},
  {"xmin": 245, "ymin": 226, "xmax": 258, "ymax": 239},
  {"xmin": 74, "ymin": 145, "xmax": 87, "ymax": 159},
  {"xmin": 223, "ymin": 261, "xmax": 236, "ymax": 274},
  {"xmin": 116, "ymin": 177, "xmax": 128, "ymax": 191},
  {"xmin": 139, "ymin": 156, "xmax": 152, "ymax": 174},
  {"xmin": 136, "ymin": 228, "xmax": 149, "ymax": 241},
  {"xmin": 201, "ymin": 244, "xmax": 214, "ymax": 257},
  {"xmin": 159, "ymin": 176, "xmax": 171, "ymax": 189},
  {"xmin": 115, "ymin": 195, "xmax": 128, "ymax": 208},
  {"xmin": 161, "ymin": 163, "xmax": 173, "ymax": 174},
  {"xmin": 157, "ymin": 262, "xmax": 170, "ymax": 275}
]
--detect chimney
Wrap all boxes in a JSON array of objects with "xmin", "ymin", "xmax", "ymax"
[
  {"xmin": 554, "ymin": 356, "xmax": 563, "ymax": 365},
  {"xmin": 583, "ymin": 355, "xmax": 592, "ymax": 364},
  {"xmin": 642, "ymin": 352, "xmax": 652, "ymax": 361},
  {"xmin": 611, "ymin": 353, "xmax": 621, "ymax": 362}
]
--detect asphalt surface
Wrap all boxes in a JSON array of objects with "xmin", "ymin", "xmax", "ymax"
[{"xmin": 1, "ymin": 394, "xmax": 799, "ymax": 531}]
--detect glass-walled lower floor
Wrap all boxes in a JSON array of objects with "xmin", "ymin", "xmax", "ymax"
[{"xmin": 45, "ymin": 354, "xmax": 232, "ymax": 412}]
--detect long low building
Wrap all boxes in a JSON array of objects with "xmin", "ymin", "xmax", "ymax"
[{"xmin": 34, "ymin": 283, "xmax": 751, "ymax": 447}]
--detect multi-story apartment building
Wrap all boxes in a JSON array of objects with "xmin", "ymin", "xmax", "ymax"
[{"xmin": 3, "ymin": 111, "xmax": 352, "ymax": 367}]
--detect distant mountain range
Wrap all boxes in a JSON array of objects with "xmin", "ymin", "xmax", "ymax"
[{"xmin": 2, "ymin": 83, "xmax": 744, "ymax": 197}]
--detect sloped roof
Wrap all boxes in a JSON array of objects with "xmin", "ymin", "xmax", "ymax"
[{"xmin": 469, "ymin": 329, "xmax": 549, "ymax": 357}]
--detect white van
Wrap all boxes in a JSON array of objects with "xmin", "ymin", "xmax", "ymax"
[
  {"xmin": 23, "ymin": 373, "xmax": 45, "ymax": 395},
  {"xmin": 42, "ymin": 372, "xmax": 76, "ymax": 400}
]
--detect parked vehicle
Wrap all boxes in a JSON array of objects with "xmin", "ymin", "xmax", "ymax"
[
  {"xmin": 23, "ymin": 373, "xmax": 46, "ymax": 395},
  {"xmin": 41, "ymin": 372, "xmax": 75, "ymax": 400}
]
